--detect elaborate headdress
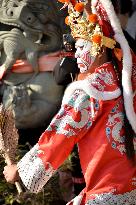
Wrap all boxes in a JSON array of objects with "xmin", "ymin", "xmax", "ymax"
[
  {"xmin": 58, "ymin": 0, "xmax": 136, "ymax": 134},
  {"xmin": 60, "ymin": 0, "xmax": 116, "ymax": 56}
]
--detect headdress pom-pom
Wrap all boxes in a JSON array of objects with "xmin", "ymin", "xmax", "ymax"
[
  {"xmin": 65, "ymin": 16, "xmax": 69, "ymax": 25},
  {"xmin": 92, "ymin": 34, "xmax": 102, "ymax": 44},
  {"xmin": 88, "ymin": 14, "xmax": 98, "ymax": 24},
  {"xmin": 74, "ymin": 2, "xmax": 84, "ymax": 13}
]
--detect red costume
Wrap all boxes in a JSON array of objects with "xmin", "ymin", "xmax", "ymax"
[
  {"xmin": 4, "ymin": 0, "xmax": 135, "ymax": 204},
  {"xmin": 17, "ymin": 62, "xmax": 136, "ymax": 204}
]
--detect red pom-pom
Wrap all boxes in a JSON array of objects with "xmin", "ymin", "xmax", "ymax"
[
  {"xmin": 65, "ymin": 16, "xmax": 69, "ymax": 25},
  {"xmin": 92, "ymin": 34, "xmax": 102, "ymax": 44},
  {"xmin": 74, "ymin": 2, "xmax": 84, "ymax": 13},
  {"xmin": 88, "ymin": 14, "xmax": 98, "ymax": 24}
]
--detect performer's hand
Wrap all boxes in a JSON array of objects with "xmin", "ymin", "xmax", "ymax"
[{"xmin": 3, "ymin": 164, "xmax": 20, "ymax": 184}]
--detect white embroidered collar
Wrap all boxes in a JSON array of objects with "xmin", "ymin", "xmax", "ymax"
[{"xmin": 62, "ymin": 63, "xmax": 121, "ymax": 105}]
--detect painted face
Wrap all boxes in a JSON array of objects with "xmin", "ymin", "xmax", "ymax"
[{"xmin": 75, "ymin": 39, "xmax": 96, "ymax": 73}]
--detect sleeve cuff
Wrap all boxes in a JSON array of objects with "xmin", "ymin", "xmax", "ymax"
[{"xmin": 17, "ymin": 144, "xmax": 56, "ymax": 193}]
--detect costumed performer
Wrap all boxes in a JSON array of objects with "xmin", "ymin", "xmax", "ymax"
[{"xmin": 3, "ymin": 0, "xmax": 136, "ymax": 204}]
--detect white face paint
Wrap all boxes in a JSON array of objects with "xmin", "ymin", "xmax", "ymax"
[{"xmin": 75, "ymin": 39, "xmax": 96, "ymax": 73}]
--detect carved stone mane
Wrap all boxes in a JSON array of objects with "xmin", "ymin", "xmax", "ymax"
[
  {"xmin": 0, "ymin": 0, "xmax": 68, "ymax": 53},
  {"xmin": 0, "ymin": 0, "xmax": 69, "ymax": 129}
]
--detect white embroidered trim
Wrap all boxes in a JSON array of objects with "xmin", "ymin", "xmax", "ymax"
[
  {"xmin": 62, "ymin": 79, "xmax": 121, "ymax": 105},
  {"xmin": 85, "ymin": 190, "xmax": 136, "ymax": 205},
  {"xmin": 92, "ymin": 0, "xmax": 136, "ymax": 133},
  {"xmin": 116, "ymin": 35, "xmax": 136, "ymax": 133},
  {"xmin": 17, "ymin": 144, "xmax": 56, "ymax": 193}
]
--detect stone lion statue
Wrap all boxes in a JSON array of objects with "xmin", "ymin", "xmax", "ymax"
[{"xmin": 0, "ymin": 0, "xmax": 69, "ymax": 129}]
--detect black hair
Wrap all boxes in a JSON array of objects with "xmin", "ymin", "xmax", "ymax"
[
  {"xmin": 111, "ymin": 0, "xmax": 132, "ymax": 16},
  {"xmin": 118, "ymin": 0, "xmax": 132, "ymax": 15},
  {"xmin": 111, "ymin": 0, "xmax": 120, "ymax": 13}
]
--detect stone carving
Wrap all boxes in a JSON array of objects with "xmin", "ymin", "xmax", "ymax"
[
  {"xmin": 2, "ymin": 73, "xmax": 64, "ymax": 128},
  {"xmin": 0, "ymin": 0, "xmax": 68, "ymax": 129},
  {"xmin": 0, "ymin": 28, "xmax": 43, "ymax": 74}
]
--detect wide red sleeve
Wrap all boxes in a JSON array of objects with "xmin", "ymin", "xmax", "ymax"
[{"xmin": 17, "ymin": 90, "xmax": 101, "ymax": 193}]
